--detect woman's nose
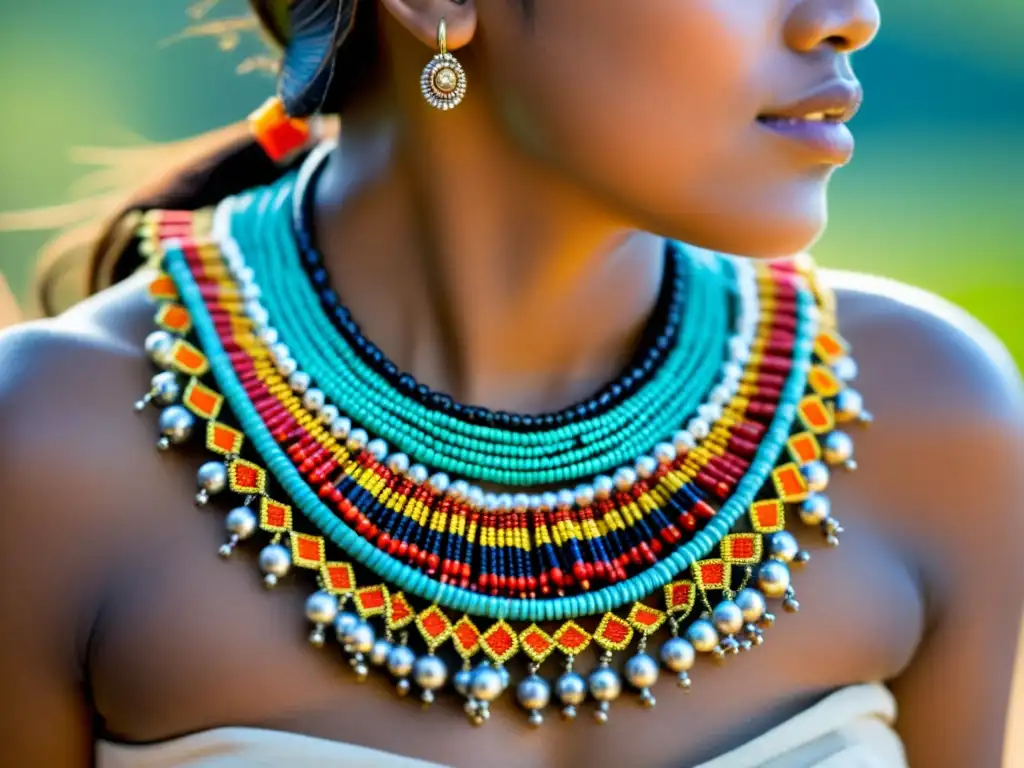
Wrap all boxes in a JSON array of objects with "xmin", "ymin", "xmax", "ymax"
[{"xmin": 784, "ymin": 0, "xmax": 881, "ymax": 54}]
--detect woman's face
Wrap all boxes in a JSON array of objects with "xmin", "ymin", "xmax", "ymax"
[{"xmin": 471, "ymin": 0, "xmax": 880, "ymax": 257}]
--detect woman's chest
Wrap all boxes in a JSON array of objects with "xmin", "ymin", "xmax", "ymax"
[{"xmin": 89, "ymin": 451, "xmax": 924, "ymax": 768}]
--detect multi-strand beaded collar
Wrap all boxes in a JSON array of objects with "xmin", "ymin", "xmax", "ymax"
[{"xmin": 134, "ymin": 145, "xmax": 869, "ymax": 727}]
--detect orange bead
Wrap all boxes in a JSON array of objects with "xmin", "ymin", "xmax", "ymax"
[{"xmin": 248, "ymin": 97, "xmax": 311, "ymax": 162}]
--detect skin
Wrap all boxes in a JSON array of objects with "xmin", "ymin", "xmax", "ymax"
[{"xmin": 1, "ymin": 0, "xmax": 1022, "ymax": 766}]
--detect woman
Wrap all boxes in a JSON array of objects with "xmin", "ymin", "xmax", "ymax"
[{"xmin": 0, "ymin": 1, "xmax": 1021, "ymax": 766}]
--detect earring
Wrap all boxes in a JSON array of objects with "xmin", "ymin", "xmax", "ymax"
[{"xmin": 420, "ymin": 18, "xmax": 467, "ymax": 111}]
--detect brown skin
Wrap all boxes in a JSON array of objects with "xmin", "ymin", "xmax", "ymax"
[{"xmin": 1, "ymin": 0, "xmax": 1022, "ymax": 766}]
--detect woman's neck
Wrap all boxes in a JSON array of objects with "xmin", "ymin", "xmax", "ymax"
[{"xmin": 310, "ymin": 95, "xmax": 665, "ymax": 414}]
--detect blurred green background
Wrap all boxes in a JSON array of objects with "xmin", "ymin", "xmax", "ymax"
[{"xmin": 0, "ymin": 1, "xmax": 1020, "ymax": 363}]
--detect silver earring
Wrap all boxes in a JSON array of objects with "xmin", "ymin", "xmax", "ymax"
[{"xmin": 420, "ymin": 18, "xmax": 467, "ymax": 110}]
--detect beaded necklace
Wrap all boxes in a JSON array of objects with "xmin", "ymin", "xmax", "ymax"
[{"xmin": 135, "ymin": 146, "xmax": 869, "ymax": 726}]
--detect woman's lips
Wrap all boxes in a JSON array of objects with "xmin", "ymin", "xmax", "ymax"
[
  {"xmin": 757, "ymin": 79, "xmax": 862, "ymax": 165},
  {"xmin": 756, "ymin": 115, "xmax": 855, "ymax": 165}
]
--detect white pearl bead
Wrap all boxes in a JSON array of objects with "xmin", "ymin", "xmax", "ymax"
[
  {"xmin": 673, "ymin": 430, "xmax": 697, "ymax": 452},
  {"xmin": 613, "ymin": 467, "xmax": 637, "ymax": 491},
  {"xmin": 448, "ymin": 479, "xmax": 469, "ymax": 500},
  {"xmin": 330, "ymin": 416, "xmax": 352, "ymax": 440},
  {"xmin": 542, "ymin": 491, "xmax": 559, "ymax": 510},
  {"xmin": 270, "ymin": 343, "xmax": 290, "ymax": 364},
  {"xmin": 429, "ymin": 473, "xmax": 450, "ymax": 493},
  {"xmin": 557, "ymin": 489, "xmax": 575, "ymax": 508},
  {"xmin": 467, "ymin": 486, "xmax": 484, "ymax": 508},
  {"xmin": 653, "ymin": 442, "xmax": 676, "ymax": 464},
  {"xmin": 288, "ymin": 371, "xmax": 311, "ymax": 394},
  {"xmin": 698, "ymin": 402, "xmax": 723, "ymax": 423},
  {"xmin": 687, "ymin": 417, "xmax": 710, "ymax": 440},
  {"xmin": 367, "ymin": 439, "xmax": 388, "ymax": 461},
  {"xmin": 593, "ymin": 476, "xmax": 613, "ymax": 501},
  {"xmin": 302, "ymin": 388, "xmax": 326, "ymax": 412},
  {"xmin": 386, "ymin": 453, "xmax": 410, "ymax": 474},
  {"xmin": 319, "ymin": 404, "xmax": 339, "ymax": 425},
  {"xmin": 346, "ymin": 428, "xmax": 369, "ymax": 451},
  {"xmin": 408, "ymin": 465, "xmax": 428, "ymax": 484},
  {"xmin": 513, "ymin": 493, "xmax": 530, "ymax": 511},
  {"xmin": 574, "ymin": 485, "xmax": 595, "ymax": 507},
  {"xmin": 635, "ymin": 456, "xmax": 657, "ymax": 479}
]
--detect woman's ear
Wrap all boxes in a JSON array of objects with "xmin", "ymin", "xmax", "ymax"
[{"xmin": 378, "ymin": 0, "xmax": 477, "ymax": 51}]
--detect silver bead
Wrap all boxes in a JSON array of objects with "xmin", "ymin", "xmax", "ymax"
[
  {"xmin": 195, "ymin": 461, "xmax": 227, "ymax": 505},
  {"xmin": 653, "ymin": 442, "xmax": 677, "ymax": 464},
  {"xmin": 302, "ymin": 388, "xmax": 326, "ymax": 412},
  {"xmin": 386, "ymin": 644, "xmax": 416, "ymax": 678},
  {"xmin": 555, "ymin": 671, "xmax": 587, "ymax": 706},
  {"xmin": 385, "ymin": 450, "xmax": 409, "ymax": 475},
  {"xmin": 225, "ymin": 506, "xmax": 257, "ymax": 539},
  {"xmin": 528, "ymin": 711, "xmax": 544, "ymax": 727},
  {"xmin": 334, "ymin": 612, "xmax": 360, "ymax": 644},
  {"xmin": 613, "ymin": 467, "xmax": 637, "ymax": 491},
  {"xmin": 823, "ymin": 431, "xmax": 856, "ymax": 469},
  {"xmin": 769, "ymin": 531, "xmax": 800, "ymax": 563},
  {"xmin": 346, "ymin": 428, "xmax": 369, "ymax": 451},
  {"xmin": 587, "ymin": 666, "xmax": 622, "ymax": 702},
  {"xmin": 288, "ymin": 371, "xmax": 311, "ymax": 394},
  {"xmin": 144, "ymin": 330, "xmax": 176, "ymax": 368},
  {"xmin": 634, "ymin": 456, "xmax": 658, "ymax": 479},
  {"xmin": 367, "ymin": 439, "xmax": 388, "ymax": 461},
  {"xmin": 833, "ymin": 356, "xmax": 858, "ymax": 382},
  {"xmin": 369, "ymin": 639, "xmax": 392, "ymax": 666},
  {"xmin": 660, "ymin": 637, "xmax": 696, "ymax": 673},
  {"xmin": 304, "ymin": 591, "xmax": 338, "ymax": 625},
  {"xmin": 330, "ymin": 416, "xmax": 352, "ymax": 440},
  {"xmin": 799, "ymin": 494, "xmax": 831, "ymax": 525},
  {"xmin": 413, "ymin": 654, "xmax": 448, "ymax": 692},
  {"xmin": 454, "ymin": 667, "xmax": 473, "ymax": 696},
  {"xmin": 712, "ymin": 601, "xmax": 745, "ymax": 636},
  {"xmin": 624, "ymin": 653, "xmax": 659, "ymax": 689},
  {"xmin": 470, "ymin": 665, "xmax": 504, "ymax": 702},
  {"xmin": 685, "ymin": 619, "xmax": 720, "ymax": 652},
  {"xmin": 734, "ymin": 588, "xmax": 767, "ymax": 623},
  {"xmin": 149, "ymin": 371, "xmax": 181, "ymax": 405},
  {"xmin": 516, "ymin": 674, "xmax": 551, "ymax": 711},
  {"xmin": 258, "ymin": 543, "xmax": 291, "ymax": 586},
  {"xmin": 800, "ymin": 460, "xmax": 830, "ymax": 493},
  {"xmin": 158, "ymin": 405, "xmax": 195, "ymax": 448},
  {"xmin": 834, "ymin": 389, "xmax": 864, "ymax": 423},
  {"xmin": 757, "ymin": 560, "xmax": 791, "ymax": 598},
  {"xmin": 783, "ymin": 597, "xmax": 801, "ymax": 613}
]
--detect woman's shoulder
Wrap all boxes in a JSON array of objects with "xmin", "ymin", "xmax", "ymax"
[{"xmin": 826, "ymin": 268, "xmax": 1022, "ymax": 425}]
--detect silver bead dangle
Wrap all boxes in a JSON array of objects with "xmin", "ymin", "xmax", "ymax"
[
  {"xmin": 219, "ymin": 505, "xmax": 257, "ymax": 558},
  {"xmin": 135, "ymin": 371, "xmax": 181, "ymax": 411},
  {"xmin": 516, "ymin": 664, "xmax": 551, "ymax": 726},
  {"xmin": 624, "ymin": 650, "xmax": 659, "ymax": 708},
  {"xmin": 822, "ymin": 430, "xmax": 857, "ymax": 470},
  {"xmin": 157, "ymin": 405, "xmax": 195, "ymax": 450},
  {"xmin": 555, "ymin": 657, "xmax": 587, "ymax": 720},
  {"xmin": 304, "ymin": 591, "xmax": 339, "ymax": 647},
  {"xmin": 587, "ymin": 652, "xmax": 622, "ymax": 724},
  {"xmin": 659, "ymin": 631, "xmax": 695, "ymax": 690},
  {"xmin": 413, "ymin": 653, "xmax": 448, "ymax": 704},
  {"xmin": 387, "ymin": 642, "xmax": 416, "ymax": 696},
  {"xmin": 258, "ymin": 541, "xmax": 291, "ymax": 587},
  {"xmin": 194, "ymin": 460, "xmax": 228, "ymax": 504},
  {"xmin": 144, "ymin": 330, "xmax": 176, "ymax": 369}
]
